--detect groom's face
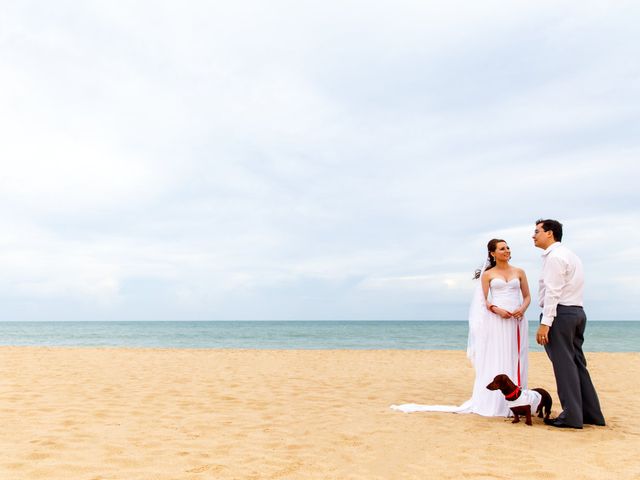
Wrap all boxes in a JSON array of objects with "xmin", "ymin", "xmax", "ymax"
[{"xmin": 533, "ymin": 223, "xmax": 553, "ymax": 249}]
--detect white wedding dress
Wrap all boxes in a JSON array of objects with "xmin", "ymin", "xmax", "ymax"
[{"xmin": 392, "ymin": 277, "xmax": 528, "ymax": 416}]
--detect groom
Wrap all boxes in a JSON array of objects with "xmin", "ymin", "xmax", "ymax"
[{"xmin": 533, "ymin": 219, "xmax": 605, "ymax": 429}]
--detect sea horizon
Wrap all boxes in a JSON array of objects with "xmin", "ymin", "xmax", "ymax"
[
  {"xmin": 1, "ymin": 320, "xmax": 638, "ymax": 352},
  {"xmin": 2, "ymin": 318, "xmax": 639, "ymax": 321}
]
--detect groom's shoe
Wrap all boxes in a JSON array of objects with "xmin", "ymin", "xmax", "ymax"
[
  {"xmin": 584, "ymin": 419, "xmax": 606, "ymax": 426},
  {"xmin": 543, "ymin": 418, "xmax": 583, "ymax": 429},
  {"xmin": 583, "ymin": 413, "xmax": 606, "ymax": 426}
]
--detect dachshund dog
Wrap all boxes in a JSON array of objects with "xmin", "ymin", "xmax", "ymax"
[{"xmin": 486, "ymin": 374, "xmax": 552, "ymax": 426}]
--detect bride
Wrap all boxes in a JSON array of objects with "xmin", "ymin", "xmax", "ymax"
[{"xmin": 392, "ymin": 238, "xmax": 531, "ymax": 416}]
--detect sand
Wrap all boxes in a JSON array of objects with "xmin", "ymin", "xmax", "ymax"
[{"xmin": 1, "ymin": 347, "xmax": 638, "ymax": 479}]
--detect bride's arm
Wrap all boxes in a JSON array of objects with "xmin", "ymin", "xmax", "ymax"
[
  {"xmin": 481, "ymin": 273, "xmax": 492, "ymax": 311},
  {"xmin": 511, "ymin": 268, "xmax": 531, "ymax": 319}
]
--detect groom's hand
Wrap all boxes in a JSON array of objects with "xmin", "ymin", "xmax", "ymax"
[{"xmin": 536, "ymin": 325, "xmax": 550, "ymax": 345}]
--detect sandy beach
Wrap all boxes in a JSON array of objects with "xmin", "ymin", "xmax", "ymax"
[{"xmin": 1, "ymin": 348, "xmax": 638, "ymax": 479}]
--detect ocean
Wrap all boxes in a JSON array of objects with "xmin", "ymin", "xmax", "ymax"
[{"xmin": 0, "ymin": 321, "xmax": 638, "ymax": 352}]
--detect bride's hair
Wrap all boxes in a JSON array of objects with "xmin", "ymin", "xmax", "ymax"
[{"xmin": 473, "ymin": 238, "xmax": 506, "ymax": 279}]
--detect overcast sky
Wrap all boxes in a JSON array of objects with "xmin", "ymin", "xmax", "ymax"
[{"xmin": 1, "ymin": 1, "xmax": 639, "ymax": 321}]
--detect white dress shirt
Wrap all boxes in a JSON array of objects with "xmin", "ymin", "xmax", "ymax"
[{"xmin": 539, "ymin": 242, "xmax": 584, "ymax": 326}]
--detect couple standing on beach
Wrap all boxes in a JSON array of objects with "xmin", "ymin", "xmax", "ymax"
[{"xmin": 393, "ymin": 219, "xmax": 606, "ymax": 429}]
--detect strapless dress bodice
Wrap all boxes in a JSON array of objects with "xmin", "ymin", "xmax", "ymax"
[{"xmin": 490, "ymin": 277, "xmax": 521, "ymax": 310}]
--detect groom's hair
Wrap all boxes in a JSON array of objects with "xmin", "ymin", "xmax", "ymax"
[{"xmin": 536, "ymin": 219, "xmax": 563, "ymax": 242}]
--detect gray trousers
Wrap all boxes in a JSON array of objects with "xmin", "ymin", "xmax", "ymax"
[{"xmin": 543, "ymin": 305, "xmax": 605, "ymax": 427}]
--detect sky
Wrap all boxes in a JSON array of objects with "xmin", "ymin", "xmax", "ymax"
[{"xmin": 1, "ymin": 1, "xmax": 639, "ymax": 321}]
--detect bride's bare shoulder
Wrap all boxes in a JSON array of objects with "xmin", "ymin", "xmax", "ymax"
[
  {"xmin": 481, "ymin": 270, "xmax": 496, "ymax": 281},
  {"xmin": 512, "ymin": 266, "xmax": 527, "ymax": 277}
]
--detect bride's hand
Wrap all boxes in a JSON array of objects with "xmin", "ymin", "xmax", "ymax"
[
  {"xmin": 494, "ymin": 307, "xmax": 513, "ymax": 319},
  {"xmin": 511, "ymin": 307, "xmax": 526, "ymax": 320}
]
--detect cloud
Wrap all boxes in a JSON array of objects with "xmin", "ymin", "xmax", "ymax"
[{"xmin": 1, "ymin": 1, "xmax": 639, "ymax": 320}]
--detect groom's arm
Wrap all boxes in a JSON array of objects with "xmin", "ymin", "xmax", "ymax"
[{"xmin": 540, "ymin": 255, "xmax": 565, "ymax": 327}]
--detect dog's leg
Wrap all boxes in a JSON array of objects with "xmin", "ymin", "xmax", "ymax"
[
  {"xmin": 545, "ymin": 397, "xmax": 552, "ymax": 419},
  {"xmin": 533, "ymin": 388, "xmax": 552, "ymax": 419},
  {"xmin": 510, "ymin": 408, "xmax": 520, "ymax": 424},
  {"xmin": 525, "ymin": 406, "xmax": 532, "ymax": 426}
]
